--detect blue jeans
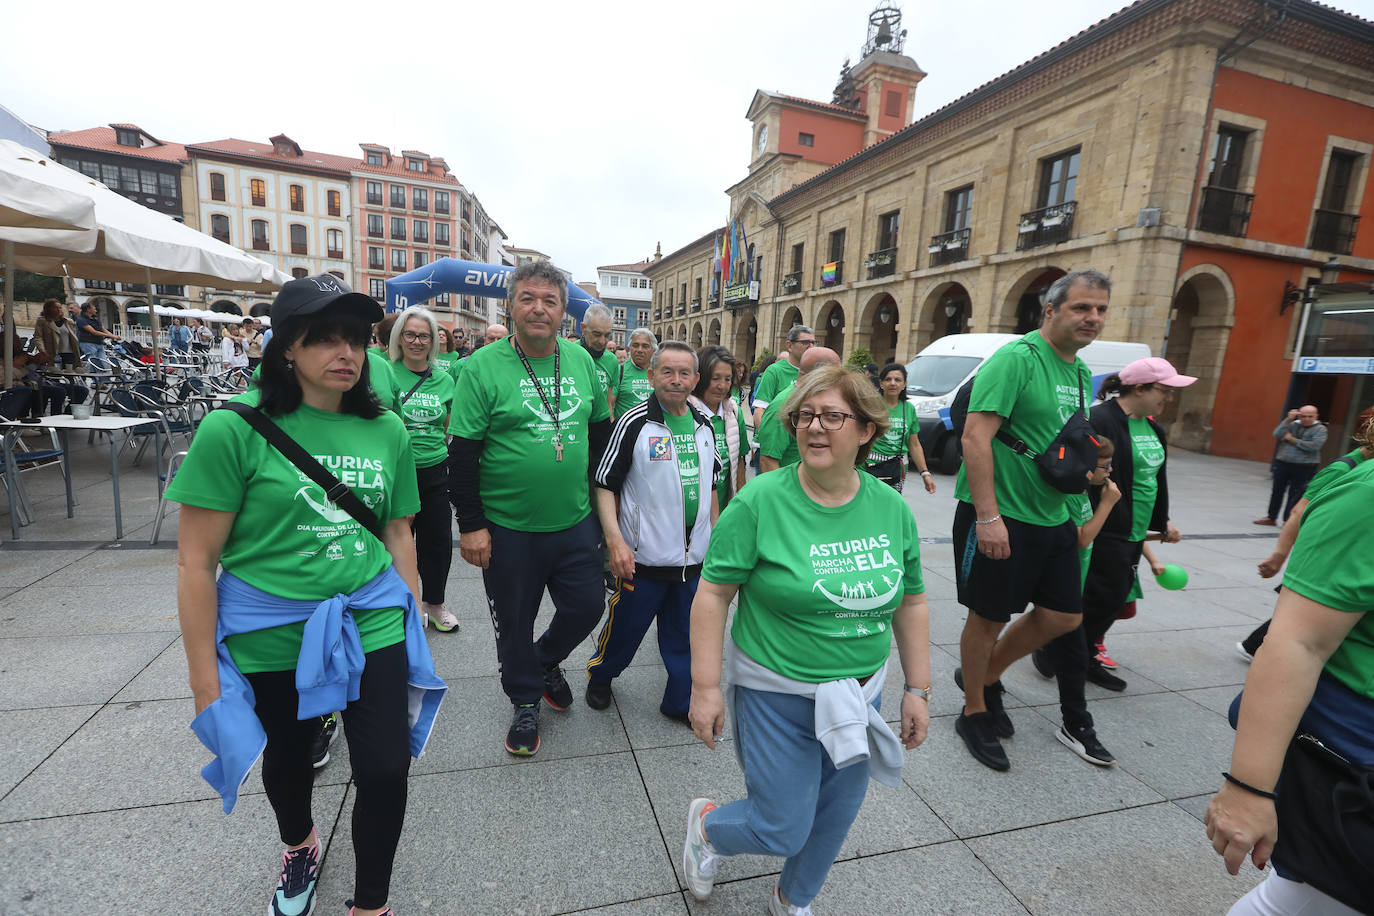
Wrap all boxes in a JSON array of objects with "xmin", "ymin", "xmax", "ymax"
[
  {"xmin": 79, "ymin": 342, "xmax": 108, "ymax": 363},
  {"xmin": 586, "ymin": 575, "xmax": 697, "ymax": 716},
  {"xmin": 704, "ymin": 686, "xmax": 873, "ymax": 907}
]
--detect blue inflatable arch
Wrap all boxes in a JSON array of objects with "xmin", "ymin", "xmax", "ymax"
[{"xmin": 384, "ymin": 257, "xmax": 598, "ymax": 326}]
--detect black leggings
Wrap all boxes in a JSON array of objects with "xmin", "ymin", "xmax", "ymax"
[
  {"xmin": 412, "ymin": 461, "xmax": 452, "ymax": 604},
  {"xmin": 244, "ymin": 641, "xmax": 411, "ymax": 909}
]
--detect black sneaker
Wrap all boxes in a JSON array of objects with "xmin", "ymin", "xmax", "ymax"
[
  {"xmin": 955, "ymin": 712, "xmax": 1010, "ymax": 771},
  {"xmin": 586, "ymin": 681, "xmax": 613, "ymax": 710},
  {"xmin": 1057, "ymin": 723, "xmax": 1116, "ymax": 766},
  {"xmin": 311, "ymin": 713, "xmax": 338, "ymax": 769},
  {"xmin": 1030, "ymin": 646, "xmax": 1055, "ymax": 679},
  {"xmin": 269, "ymin": 838, "xmax": 318, "ymax": 916},
  {"xmin": 953, "ymin": 668, "xmax": 1013, "ymax": 738},
  {"xmin": 543, "ymin": 664, "xmax": 573, "ymax": 710},
  {"xmin": 1086, "ymin": 662, "xmax": 1128, "ymax": 692},
  {"xmin": 505, "ymin": 704, "xmax": 540, "ymax": 756}
]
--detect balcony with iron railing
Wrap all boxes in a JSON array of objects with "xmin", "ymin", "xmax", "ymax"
[
  {"xmin": 84, "ymin": 279, "xmax": 116, "ymax": 291},
  {"xmin": 819, "ymin": 260, "xmax": 843, "ymax": 287},
  {"xmin": 1016, "ymin": 201, "xmax": 1077, "ymax": 250},
  {"xmin": 155, "ymin": 285, "xmax": 185, "ymax": 297},
  {"xmin": 782, "ymin": 271, "xmax": 802, "ymax": 294},
  {"xmin": 865, "ymin": 247, "xmax": 897, "ymax": 279},
  {"xmin": 366, "ymin": 192, "xmax": 383, "ymax": 206},
  {"xmin": 690, "ymin": 298, "xmax": 702, "ymax": 312},
  {"xmin": 928, "ymin": 227, "xmax": 971, "ymax": 267},
  {"xmin": 1195, "ymin": 188, "xmax": 1252, "ymax": 237},
  {"xmin": 676, "ymin": 304, "xmax": 686, "ymax": 317},
  {"xmin": 1310, "ymin": 209, "xmax": 1360, "ymax": 255}
]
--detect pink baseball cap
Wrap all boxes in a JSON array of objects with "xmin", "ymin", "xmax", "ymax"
[{"xmin": 1118, "ymin": 357, "xmax": 1196, "ymax": 387}]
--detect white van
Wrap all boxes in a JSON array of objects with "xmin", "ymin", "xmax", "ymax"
[{"xmin": 905, "ymin": 333, "xmax": 1151, "ymax": 474}]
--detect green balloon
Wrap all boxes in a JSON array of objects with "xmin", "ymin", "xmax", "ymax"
[{"xmin": 1155, "ymin": 564, "xmax": 1188, "ymax": 590}]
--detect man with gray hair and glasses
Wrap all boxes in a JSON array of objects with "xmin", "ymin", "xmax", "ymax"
[
  {"xmin": 751, "ymin": 324, "xmax": 816, "ymax": 428},
  {"xmin": 613, "ymin": 327, "xmax": 658, "ymax": 419},
  {"xmin": 950, "ymin": 269, "xmax": 1112, "ymax": 773}
]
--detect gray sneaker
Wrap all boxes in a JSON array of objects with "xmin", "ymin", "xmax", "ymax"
[{"xmin": 683, "ymin": 797, "xmax": 721, "ymax": 900}]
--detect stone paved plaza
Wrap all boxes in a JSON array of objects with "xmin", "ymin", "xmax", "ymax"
[{"xmin": 1, "ymin": 438, "xmax": 1277, "ymax": 914}]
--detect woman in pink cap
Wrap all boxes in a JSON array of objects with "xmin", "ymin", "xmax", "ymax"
[{"xmin": 1032, "ymin": 357, "xmax": 1194, "ymax": 767}]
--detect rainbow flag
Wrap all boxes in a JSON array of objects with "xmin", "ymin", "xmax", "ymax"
[{"xmin": 822, "ymin": 261, "xmax": 838, "ymax": 284}]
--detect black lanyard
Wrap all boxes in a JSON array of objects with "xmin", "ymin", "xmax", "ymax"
[{"xmin": 512, "ymin": 336, "xmax": 563, "ymax": 462}]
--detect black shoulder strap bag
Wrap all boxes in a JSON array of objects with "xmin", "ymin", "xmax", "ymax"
[{"xmin": 223, "ymin": 401, "xmax": 385, "ymax": 541}]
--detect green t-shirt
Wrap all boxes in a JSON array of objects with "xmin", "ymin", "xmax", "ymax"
[
  {"xmin": 869, "ymin": 400, "xmax": 917, "ymax": 461},
  {"xmin": 953, "ymin": 332, "xmax": 1090, "ymax": 526},
  {"xmin": 1282, "ymin": 458, "xmax": 1374, "ymax": 700},
  {"xmin": 757, "ymin": 382, "xmax": 799, "ymax": 468},
  {"xmin": 432, "ymin": 352, "xmax": 465, "ymax": 387},
  {"xmin": 449, "ymin": 336, "xmax": 611, "ymax": 531},
  {"xmin": 390, "ymin": 360, "xmax": 455, "ymax": 469},
  {"xmin": 1128, "ymin": 417, "xmax": 1165, "ymax": 541},
  {"xmin": 704, "ymin": 466, "xmax": 925, "ymax": 681},
  {"xmin": 1305, "ymin": 448, "xmax": 1366, "ymax": 501},
  {"xmin": 613, "ymin": 362, "xmax": 653, "ymax": 419},
  {"xmin": 366, "ymin": 348, "xmax": 398, "ymax": 412},
  {"xmin": 753, "ymin": 359, "xmax": 799, "ymax": 412},
  {"xmin": 164, "ymin": 390, "xmax": 420, "ymax": 672},
  {"xmin": 664, "ymin": 409, "xmax": 701, "ymax": 530},
  {"xmin": 1068, "ymin": 491, "xmax": 1094, "ymax": 589},
  {"xmin": 586, "ymin": 345, "xmax": 620, "ymax": 404}
]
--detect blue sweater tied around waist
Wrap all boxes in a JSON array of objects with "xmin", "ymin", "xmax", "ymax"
[{"xmin": 190, "ymin": 565, "xmax": 446, "ymax": 813}]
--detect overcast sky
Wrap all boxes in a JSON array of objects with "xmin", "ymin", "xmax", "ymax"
[{"xmin": 6, "ymin": 0, "xmax": 1372, "ymax": 283}]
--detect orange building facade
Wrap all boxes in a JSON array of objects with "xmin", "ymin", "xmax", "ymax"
[{"xmin": 1182, "ymin": 63, "xmax": 1374, "ymax": 460}]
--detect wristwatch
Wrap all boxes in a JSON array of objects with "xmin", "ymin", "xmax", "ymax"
[{"xmin": 903, "ymin": 684, "xmax": 931, "ymax": 701}]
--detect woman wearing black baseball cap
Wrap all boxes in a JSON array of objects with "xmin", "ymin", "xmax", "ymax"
[{"xmin": 167, "ymin": 275, "xmax": 446, "ymax": 916}]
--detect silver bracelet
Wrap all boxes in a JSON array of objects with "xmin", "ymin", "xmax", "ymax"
[
  {"xmin": 903, "ymin": 684, "xmax": 931, "ymax": 701},
  {"xmin": 974, "ymin": 514, "xmax": 1001, "ymax": 525}
]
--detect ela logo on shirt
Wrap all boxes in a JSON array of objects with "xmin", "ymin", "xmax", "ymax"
[
  {"xmin": 808, "ymin": 535, "xmax": 903, "ymax": 618},
  {"xmin": 648, "ymin": 437, "xmax": 672, "ymax": 460}
]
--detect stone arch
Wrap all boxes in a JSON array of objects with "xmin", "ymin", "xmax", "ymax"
[
  {"xmin": 83, "ymin": 296, "xmax": 120, "ymax": 329},
  {"xmin": 858, "ymin": 292, "xmax": 899, "ymax": 365},
  {"xmin": 707, "ymin": 318, "xmax": 721, "ymax": 346},
  {"xmin": 999, "ymin": 266, "xmax": 1065, "ymax": 334},
  {"xmin": 249, "ymin": 302, "xmax": 272, "ymax": 317},
  {"xmin": 211, "ymin": 299, "xmax": 243, "ymax": 316},
  {"xmin": 917, "ymin": 281, "xmax": 974, "ymax": 351},
  {"xmin": 733, "ymin": 315, "xmax": 758, "ymax": 368},
  {"xmin": 818, "ymin": 300, "xmax": 846, "ymax": 354},
  {"xmin": 1162, "ymin": 264, "xmax": 1235, "ymax": 451},
  {"xmin": 678, "ymin": 323, "xmax": 687, "ymax": 342},
  {"xmin": 691, "ymin": 321, "xmax": 704, "ymax": 349}
]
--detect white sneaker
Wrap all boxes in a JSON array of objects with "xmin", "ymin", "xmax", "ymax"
[
  {"xmin": 769, "ymin": 885, "xmax": 815, "ymax": 916},
  {"xmin": 682, "ymin": 797, "xmax": 721, "ymax": 900},
  {"xmin": 1235, "ymin": 642, "xmax": 1254, "ymax": 663}
]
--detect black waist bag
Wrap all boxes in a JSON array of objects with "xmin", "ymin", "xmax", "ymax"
[
  {"xmin": 998, "ymin": 369, "xmax": 1098, "ymax": 495},
  {"xmin": 1271, "ymin": 733, "xmax": 1374, "ymax": 913}
]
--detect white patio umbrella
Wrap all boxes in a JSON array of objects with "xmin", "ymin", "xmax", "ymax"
[
  {"xmin": 0, "ymin": 141, "xmax": 97, "ymax": 233},
  {"xmin": 2, "ymin": 145, "xmax": 288, "ymax": 385}
]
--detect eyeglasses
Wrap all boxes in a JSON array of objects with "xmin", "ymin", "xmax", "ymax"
[
  {"xmin": 788, "ymin": 409, "xmax": 857, "ymax": 431},
  {"xmin": 402, "ymin": 331, "xmax": 432, "ymax": 343},
  {"xmin": 793, "ymin": 339, "xmax": 816, "ymax": 347},
  {"xmin": 1097, "ymin": 463, "xmax": 1113, "ymax": 471}
]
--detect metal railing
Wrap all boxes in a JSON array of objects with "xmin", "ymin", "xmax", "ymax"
[
  {"xmin": 1196, "ymin": 188, "xmax": 1252, "ymax": 237},
  {"xmin": 1310, "ymin": 209, "xmax": 1360, "ymax": 254},
  {"xmin": 928, "ymin": 227, "xmax": 970, "ymax": 267},
  {"xmin": 819, "ymin": 260, "xmax": 843, "ymax": 287},
  {"xmin": 782, "ymin": 271, "xmax": 802, "ymax": 293},
  {"xmin": 865, "ymin": 247, "xmax": 897, "ymax": 279},
  {"xmin": 1016, "ymin": 201, "xmax": 1077, "ymax": 250}
]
